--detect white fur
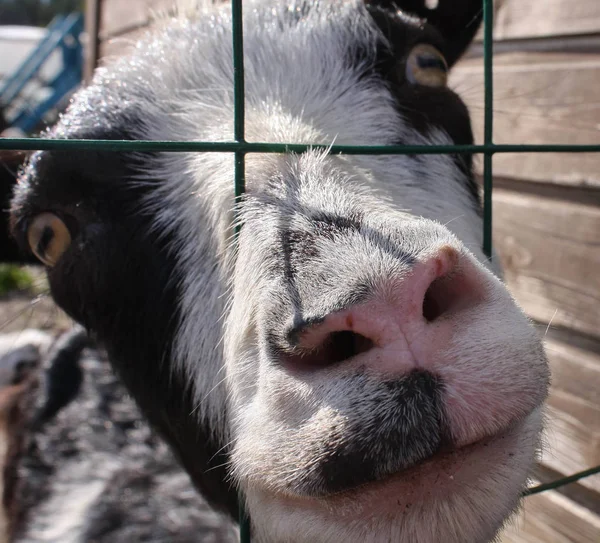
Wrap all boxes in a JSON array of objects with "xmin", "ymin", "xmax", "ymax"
[{"xmin": 106, "ymin": 0, "xmax": 494, "ymax": 428}]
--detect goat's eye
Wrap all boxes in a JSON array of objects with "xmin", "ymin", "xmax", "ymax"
[
  {"xmin": 405, "ymin": 44, "xmax": 448, "ymax": 87},
  {"xmin": 27, "ymin": 213, "xmax": 71, "ymax": 267}
]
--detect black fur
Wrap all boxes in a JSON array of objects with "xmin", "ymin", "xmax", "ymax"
[
  {"xmin": 367, "ymin": 0, "xmax": 483, "ymax": 66},
  {"xmin": 0, "ymin": 152, "xmax": 38, "ymax": 264},
  {"xmin": 366, "ymin": 2, "xmax": 481, "ymax": 208},
  {"xmin": 11, "ymin": 135, "xmax": 238, "ymax": 518}
]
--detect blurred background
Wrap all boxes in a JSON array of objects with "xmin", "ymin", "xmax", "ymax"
[{"xmin": 0, "ymin": 0, "xmax": 84, "ymax": 136}]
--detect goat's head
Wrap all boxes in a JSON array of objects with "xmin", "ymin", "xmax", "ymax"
[{"xmin": 10, "ymin": 1, "xmax": 550, "ymax": 541}]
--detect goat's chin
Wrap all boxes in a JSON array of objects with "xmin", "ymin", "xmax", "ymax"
[{"xmin": 244, "ymin": 408, "xmax": 543, "ymax": 543}]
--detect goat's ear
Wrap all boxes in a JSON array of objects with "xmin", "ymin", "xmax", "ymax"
[
  {"xmin": 367, "ymin": 0, "xmax": 483, "ymax": 66},
  {"xmin": 0, "ymin": 151, "xmax": 37, "ymax": 264}
]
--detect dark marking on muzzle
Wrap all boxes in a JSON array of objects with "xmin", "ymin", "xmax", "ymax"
[
  {"xmin": 313, "ymin": 212, "xmax": 363, "ymax": 236},
  {"xmin": 302, "ymin": 370, "xmax": 445, "ymax": 496},
  {"xmin": 281, "ymin": 211, "xmax": 364, "ymax": 275}
]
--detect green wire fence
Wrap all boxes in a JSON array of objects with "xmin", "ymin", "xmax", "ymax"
[{"xmin": 1, "ymin": 1, "xmax": 600, "ymax": 541}]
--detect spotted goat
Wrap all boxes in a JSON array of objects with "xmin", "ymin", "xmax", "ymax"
[{"xmin": 9, "ymin": 1, "xmax": 550, "ymax": 541}]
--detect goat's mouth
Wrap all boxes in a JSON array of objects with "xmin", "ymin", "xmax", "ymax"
[
  {"xmin": 279, "ymin": 370, "xmax": 448, "ymax": 497},
  {"xmin": 249, "ymin": 414, "xmax": 539, "ymax": 521},
  {"xmin": 330, "ymin": 431, "xmax": 504, "ymax": 501}
]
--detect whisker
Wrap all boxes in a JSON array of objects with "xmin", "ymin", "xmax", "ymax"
[
  {"xmin": 0, "ymin": 295, "xmax": 45, "ymax": 332},
  {"xmin": 544, "ymin": 309, "xmax": 559, "ymax": 338}
]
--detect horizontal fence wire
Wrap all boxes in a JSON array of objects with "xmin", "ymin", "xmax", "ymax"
[
  {"xmin": 1, "ymin": 0, "xmax": 599, "ymax": 540},
  {"xmin": 523, "ymin": 465, "xmax": 600, "ymax": 497}
]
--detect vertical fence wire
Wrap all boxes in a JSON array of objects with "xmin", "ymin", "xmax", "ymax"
[
  {"xmin": 482, "ymin": 0, "xmax": 494, "ymax": 259},
  {"xmin": 231, "ymin": 1, "xmax": 251, "ymax": 541},
  {"xmin": 232, "ymin": 0, "xmax": 246, "ymax": 237}
]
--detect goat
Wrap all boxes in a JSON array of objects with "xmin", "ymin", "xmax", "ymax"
[{"xmin": 9, "ymin": 1, "xmax": 550, "ymax": 541}]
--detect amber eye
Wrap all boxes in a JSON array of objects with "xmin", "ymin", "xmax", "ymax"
[
  {"xmin": 27, "ymin": 213, "xmax": 72, "ymax": 267},
  {"xmin": 405, "ymin": 44, "xmax": 448, "ymax": 87}
]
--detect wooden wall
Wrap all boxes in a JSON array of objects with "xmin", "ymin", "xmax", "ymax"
[
  {"xmin": 94, "ymin": 1, "xmax": 600, "ymax": 541},
  {"xmin": 450, "ymin": 4, "xmax": 600, "ymax": 540}
]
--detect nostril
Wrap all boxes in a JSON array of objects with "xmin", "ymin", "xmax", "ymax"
[
  {"xmin": 423, "ymin": 278, "xmax": 446, "ymax": 322},
  {"xmin": 327, "ymin": 331, "xmax": 374, "ymax": 364},
  {"xmin": 423, "ymin": 275, "xmax": 466, "ymax": 322},
  {"xmin": 282, "ymin": 330, "xmax": 375, "ymax": 370},
  {"xmin": 422, "ymin": 267, "xmax": 483, "ymax": 323}
]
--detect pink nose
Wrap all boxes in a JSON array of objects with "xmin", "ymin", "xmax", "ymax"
[{"xmin": 284, "ymin": 246, "xmax": 486, "ymax": 373}]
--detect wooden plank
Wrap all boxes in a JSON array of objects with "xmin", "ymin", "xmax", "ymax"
[
  {"xmin": 467, "ymin": 35, "xmax": 600, "ymax": 59},
  {"xmin": 100, "ymin": 0, "xmax": 148, "ymax": 38},
  {"xmin": 546, "ymin": 338, "xmax": 600, "ymax": 405},
  {"xmin": 532, "ymin": 338, "xmax": 600, "ymax": 494},
  {"xmin": 84, "ymin": 0, "xmax": 102, "ymax": 82},
  {"xmin": 450, "ymin": 52, "xmax": 600, "ymax": 187},
  {"xmin": 543, "ymin": 394, "xmax": 600, "ymax": 493},
  {"xmin": 500, "ymin": 490, "xmax": 600, "ymax": 543},
  {"xmin": 493, "ymin": 188, "xmax": 600, "ymax": 338},
  {"xmin": 534, "ymin": 464, "xmax": 600, "ymax": 516},
  {"xmin": 492, "ymin": 0, "xmax": 600, "ymax": 41},
  {"xmin": 99, "ymin": 28, "xmax": 148, "ymax": 61},
  {"xmin": 100, "ymin": 0, "xmax": 172, "ymax": 39}
]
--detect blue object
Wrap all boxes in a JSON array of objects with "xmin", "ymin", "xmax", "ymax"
[{"xmin": 0, "ymin": 13, "xmax": 84, "ymax": 134}]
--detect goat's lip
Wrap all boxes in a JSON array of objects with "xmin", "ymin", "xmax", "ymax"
[
  {"xmin": 258, "ymin": 423, "xmax": 522, "ymax": 516},
  {"xmin": 322, "ymin": 435, "xmax": 492, "ymax": 497}
]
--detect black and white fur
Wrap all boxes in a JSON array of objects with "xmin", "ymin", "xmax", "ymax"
[{"xmin": 10, "ymin": 1, "xmax": 549, "ymax": 541}]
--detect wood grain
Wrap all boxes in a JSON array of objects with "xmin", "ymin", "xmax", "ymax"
[
  {"xmin": 539, "ymin": 337, "xmax": 600, "ymax": 494},
  {"xmin": 544, "ymin": 395, "xmax": 600, "ymax": 493},
  {"xmin": 84, "ymin": 0, "xmax": 101, "ymax": 82},
  {"xmin": 100, "ymin": 0, "xmax": 148, "ymax": 38},
  {"xmin": 100, "ymin": 0, "xmax": 173, "ymax": 38},
  {"xmin": 491, "ymin": 0, "xmax": 600, "ymax": 41},
  {"xmin": 500, "ymin": 489, "xmax": 600, "ymax": 543},
  {"xmin": 451, "ymin": 52, "xmax": 600, "ymax": 187},
  {"xmin": 99, "ymin": 28, "xmax": 148, "ymax": 61},
  {"xmin": 493, "ymin": 188, "xmax": 600, "ymax": 338},
  {"xmin": 546, "ymin": 338, "xmax": 600, "ymax": 405}
]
